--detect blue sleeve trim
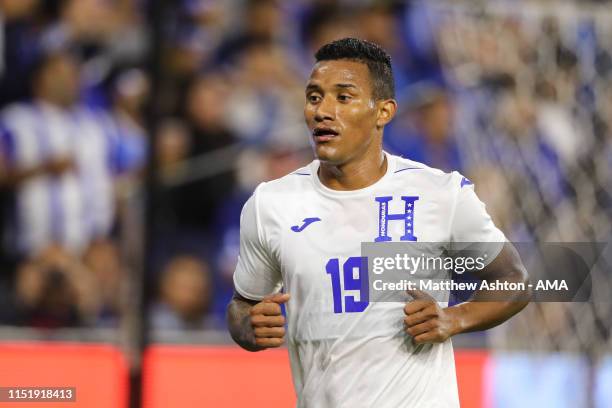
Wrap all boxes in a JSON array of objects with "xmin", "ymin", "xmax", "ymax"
[{"xmin": 394, "ymin": 167, "xmax": 421, "ymax": 174}]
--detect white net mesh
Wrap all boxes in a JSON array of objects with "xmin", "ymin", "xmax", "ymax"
[{"xmin": 431, "ymin": 1, "xmax": 612, "ymax": 355}]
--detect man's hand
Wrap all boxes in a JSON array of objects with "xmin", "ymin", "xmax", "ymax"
[
  {"xmin": 45, "ymin": 156, "xmax": 75, "ymax": 176},
  {"xmin": 249, "ymin": 293, "xmax": 290, "ymax": 348},
  {"xmin": 403, "ymin": 290, "xmax": 460, "ymax": 345},
  {"xmin": 228, "ymin": 291, "xmax": 290, "ymax": 351}
]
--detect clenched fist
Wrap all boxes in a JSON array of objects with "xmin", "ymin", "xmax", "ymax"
[
  {"xmin": 404, "ymin": 290, "xmax": 460, "ymax": 345},
  {"xmin": 249, "ymin": 293, "xmax": 290, "ymax": 348}
]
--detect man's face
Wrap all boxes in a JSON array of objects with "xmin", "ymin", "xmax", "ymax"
[
  {"xmin": 304, "ymin": 60, "xmax": 381, "ymax": 165},
  {"xmin": 39, "ymin": 55, "xmax": 80, "ymax": 107}
]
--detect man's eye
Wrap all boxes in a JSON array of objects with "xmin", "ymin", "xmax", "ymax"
[
  {"xmin": 308, "ymin": 95, "xmax": 321, "ymax": 103},
  {"xmin": 338, "ymin": 95, "xmax": 352, "ymax": 102}
]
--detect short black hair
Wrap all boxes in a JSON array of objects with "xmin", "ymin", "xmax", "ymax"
[{"xmin": 314, "ymin": 37, "xmax": 395, "ymax": 100}]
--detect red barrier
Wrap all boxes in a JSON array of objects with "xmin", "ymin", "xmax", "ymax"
[
  {"xmin": 455, "ymin": 350, "xmax": 489, "ymax": 408},
  {"xmin": 142, "ymin": 345, "xmax": 488, "ymax": 408},
  {"xmin": 0, "ymin": 342, "xmax": 129, "ymax": 408},
  {"xmin": 142, "ymin": 346, "xmax": 296, "ymax": 408},
  {"xmin": 0, "ymin": 342, "xmax": 488, "ymax": 407}
]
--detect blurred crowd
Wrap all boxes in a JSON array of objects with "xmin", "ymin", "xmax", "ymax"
[
  {"xmin": 0, "ymin": 0, "xmax": 610, "ymax": 343},
  {"xmin": 0, "ymin": 0, "xmax": 147, "ymax": 329}
]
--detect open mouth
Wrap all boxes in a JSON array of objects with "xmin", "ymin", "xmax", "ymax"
[{"xmin": 312, "ymin": 127, "xmax": 339, "ymax": 142}]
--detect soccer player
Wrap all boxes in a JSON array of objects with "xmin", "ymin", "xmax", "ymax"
[{"xmin": 227, "ymin": 38, "xmax": 529, "ymax": 407}]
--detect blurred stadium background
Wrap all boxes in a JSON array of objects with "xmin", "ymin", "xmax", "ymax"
[{"xmin": 0, "ymin": 0, "xmax": 610, "ymax": 407}]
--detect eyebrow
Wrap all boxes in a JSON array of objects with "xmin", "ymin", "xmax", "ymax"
[
  {"xmin": 305, "ymin": 83, "xmax": 358, "ymax": 92},
  {"xmin": 335, "ymin": 83, "xmax": 358, "ymax": 90},
  {"xmin": 305, "ymin": 83, "xmax": 321, "ymax": 92}
]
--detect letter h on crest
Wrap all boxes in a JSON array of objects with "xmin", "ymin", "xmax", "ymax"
[{"xmin": 374, "ymin": 196, "xmax": 419, "ymax": 242}]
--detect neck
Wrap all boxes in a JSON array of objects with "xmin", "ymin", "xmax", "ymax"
[
  {"xmin": 37, "ymin": 95, "xmax": 71, "ymax": 110},
  {"xmin": 318, "ymin": 147, "xmax": 387, "ymax": 191},
  {"xmin": 116, "ymin": 106, "xmax": 142, "ymax": 127}
]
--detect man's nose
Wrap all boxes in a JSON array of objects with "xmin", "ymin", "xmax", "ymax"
[{"xmin": 314, "ymin": 96, "xmax": 335, "ymax": 122}]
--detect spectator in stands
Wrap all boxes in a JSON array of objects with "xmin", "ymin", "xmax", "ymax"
[
  {"xmin": 185, "ymin": 71, "xmax": 235, "ymax": 154},
  {"xmin": 224, "ymin": 37, "xmax": 305, "ymax": 148},
  {"xmin": 156, "ymin": 71, "xmax": 237, "ymax": 231},
  {"xmin": 6, "ymin": 239, "xmax": 127, "ymax": 328},
  {"xmin": 108, "ymin": 67, "xmax": 149, "ymax": 179},
  {"xmin": 156, "ymin": 118, "xmax": 191, "ymax": 183},
  {"xmin": 166, "ymin": 0, "xmax": 227, "ymax": 76},
  {"xmin": 40, "ymin": 0, "xmax": 144, "ymax": 66},
  {"xmin": 39, "ymin": 0, "xmax": 146, "ymax": 108},
  {"xmin": 384, "ymin": 81, "xmax": 463, "ymax": 172},
  {"xmin": 82, "ymin": 240, "xmax": 125, "ymax": 327},
  {"xmin": 155, "ymin": 118, "xmax": 193, "ymax": 230},
  {"xmin": 150, "ymin": 255, "xmax": 216, "ymax": 331},
  {"xmin": 300, "ymin": 3, "xmax": 358, "ymax": 60},
  {"xmin": 215, "ymin": 0, "xmax": 284, "ymax": 64},
  {"xmin": 13, "ymin": 245, "xmax": 96, "ymax": 328},
  {"xmin": 0, "ymin": 50, "xmax": 120, "ymax": 256},
  {"xmin": 358, "ymin": 2, "xmax": 414, "ymax": 91}
]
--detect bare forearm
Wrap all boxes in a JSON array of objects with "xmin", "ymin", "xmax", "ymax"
[
  {"xmin": 226, "ymin": 297, "xmax": 264, "ymax": 352},
  {"xmin": 1, "ymin": 165, "xmax": 45, "ymax": 186},
  {"xmin": 447, "ymin": 243, "xmax": 530, "ymax": 335},
  {"xmin": 446, "ymin": 298, "xmax": 528, "ymax": 334}
]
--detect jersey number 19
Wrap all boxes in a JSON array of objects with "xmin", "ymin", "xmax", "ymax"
[{"xmin": 325, "ymin": 257, "xmax": 369, "ymax": 314}]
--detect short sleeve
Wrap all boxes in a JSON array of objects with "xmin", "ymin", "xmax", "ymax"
[
  {"xmin": 450, "ymin": 174, "xmax": 506, "ymax": 264},
  {"xmin": 233, "ymin": 188, "xmax": 282, "ymax": 301}
]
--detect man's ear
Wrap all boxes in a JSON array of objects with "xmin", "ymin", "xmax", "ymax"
[{"xmin": 376, "ymin": 99, "xmax": 398, "ymax": 128}]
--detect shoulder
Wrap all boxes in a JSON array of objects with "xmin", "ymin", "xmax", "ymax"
[
  {"xmin": 255, "ymin": 162, "xmax": 315, "ymax": 196},
  {"xmin": 0, "ymin": 104, "xmax": 37, "ymax": 149},
  {"xmin": 72, "ymin": 105, "xmax": 109, "ymax": 123},
  {"xmin": 241, "ymin": 161, "xmax": 315, "ymax": 218},
  {"xmin": 391, "ymin": 154, "xmax": 468, "ymax": 193},
  {"xmin": 1, "ymin": 103, "xmax": 34, "ymax": 124}
]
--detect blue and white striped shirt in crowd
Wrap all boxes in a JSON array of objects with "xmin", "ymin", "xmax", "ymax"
[{"xmin": 0, "ymin": 100, "xmax": 124, "ymax": 255}]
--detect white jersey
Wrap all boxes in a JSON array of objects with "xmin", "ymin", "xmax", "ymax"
[
  {"xmin": 234, "ymin": 152, "xmax": 505, "ymax": 408},
  {"xmin": 0, "ymin": 102, "xmax": 117, "ymax": 254}
]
